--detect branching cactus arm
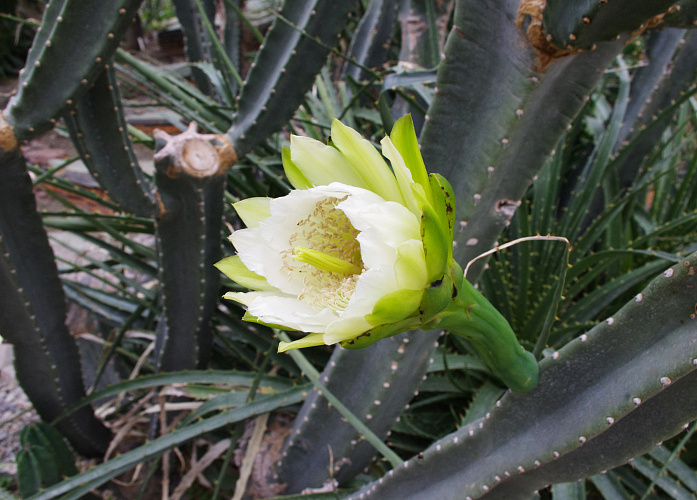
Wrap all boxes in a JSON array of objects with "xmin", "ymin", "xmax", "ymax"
[
  {"xmin": 0, "ymin": 118, "xmax": 111, "ymax": 456},
  {"xmin": 226, "ymin": 0, "xmax": 359, "ymax": 156},
  {"xmin": 347, "ymin": 253, "xmax": 697, "ymax": 500},
  {"xmin": 153, "ymin": 124, "xmax": 236, "ymax": 371},
  {"xmin": 64, "ymin": 63, "xmax": 160, "ymax": 218},
  {"xmin": 541, "ymin": 0, "xmax": 679, "ymax": 50},
  {"xmin": 3, "ymin": 0, "xmax": 143, "ymax": 141}
]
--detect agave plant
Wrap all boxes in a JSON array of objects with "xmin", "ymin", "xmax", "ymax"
[{"xmin": 1, "ymin": 0, "xmax": 696, "ymax": 499}]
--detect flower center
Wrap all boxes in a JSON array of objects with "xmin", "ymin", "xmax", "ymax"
[{"xmin": 284, "ymin": 196, "xmax": 363, "ymax": 311}]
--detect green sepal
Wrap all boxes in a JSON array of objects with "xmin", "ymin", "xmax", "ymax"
[
  {"xmin": 215, "ymin": 255, "xmax": 275, "ymax": 291},
  {"xmin": 282, "ymin": 147, "xmax": 313, "ymax": 189},
  {"xmin": 340, "ymin": 317, "xmax": 421, "ymax": 350},
  {"xmin": 242, "ymin": 310, "xmax": 300, "ymax": 331},
  {"xmin": 418, "ymin": 269, "xmax": 454, "ymax": 324},
  {"xmin": 331, "ymin": 118, "xmax": 405, "ymax": 204},
  {"xmin": 428, "ymin": 173, "xmax": 456, "ymax": 261},
  {"xmin": 291, "ymin": 134, "xmax": 371, "ymax": 190},
  {"xmin": 232, "ymin": 197, "xmax": 271, "ymax": 228},
  {"xmin": 278, "ymin": 332, "xmax": 325, "ymax": 352},
  {"xmin": 390, "ymin": 114, "xmax": 432, "ymax": 204},
  {"xmin": 366, "ymin": 288, "xmax": 424, "ymax": 326},
  {"xmin": 420, "ymin": 202, "xmax": 449, "ymax": 282}
]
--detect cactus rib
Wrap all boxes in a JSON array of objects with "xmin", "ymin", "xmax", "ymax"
[
  {"xmin": 153, "ymin": 124, "xmax": 236, "ymax": 371},
  {"xmin": 64, "ymin": 63, "xmax": 160, "ymax": 218},
  {"xmin": 541, "ymin": 0, "xmax": 680, "ymax": 51},
  {"xmin": 0, "ymin": 130, "xmax": 111, "ymax": 457},
  {"xmin": 398, "ymin": 0, "xmax": 454, "ymax": 70},
  {"xmin": 171, "ymin": 0, "xmax": 220, "ymax": 99},
  {"xmin": 344, "ymin": 0, "xmax": 400, "ymax": 82},
  {"xmin": 615, "ymin": 28, "xmax": 686, "ymax": 149},
  {"xmin": 346, "ymin": 253, "xmax": 697, "ymax": 500},
  {"xmin": 616, "ymin": 29, "xmax": 697, "ymax": 189},
  {"xmin": 275, "ymin": 330, "xmax": 440, "ymax": 491},
  {"xmin": 227, "ymin": 0, "xmax": 359, "ymax": 156},
  {"xmin": 421, "ymin": 0, "xmax": 625, "ymax": 279},
  {"xmin": 4, "ymin": 0, "xmax": 143, "ymax": 141},
  {"xmin": 420, "ymin": 0, "xmax": 536, "ymax": 254}
]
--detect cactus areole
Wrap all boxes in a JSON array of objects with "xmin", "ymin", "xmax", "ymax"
[{"xmin": 217, "ymin": 116, "xmax": 538, "ymax": 392}]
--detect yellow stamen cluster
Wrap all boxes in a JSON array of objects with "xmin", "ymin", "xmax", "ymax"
[{"xmin": 283, "ymin": 196, "xmax": 363, "ymax": 311}]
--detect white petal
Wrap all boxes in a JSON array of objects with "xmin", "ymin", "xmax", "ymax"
[
  {"xmin": 328, "ymin": 267, "xmax": 402, "ymax": 342},
  {"xmin": 354, "ymin": 232, "xmax": 398, "ymax": 272},
  {"xmin": 228, "ymin": 182, "xmax": 429, "ymax": 345},
  {"xmin": 394, "ymin": 239, "xmax": 428, "ymax": 290},
  {"xmin": 323, "ymin": 315, "xmax": 373, "ymax": 344},
  {"xmin": 247, "ymin": 295, "xmax": 338, "ymax": 333},
  {"xmin": 232, "ymin": 186, "xmax": 351, "ymax": 295},
  {"xmin": 223, "ymin": 290, "xmax": 280, "ymax": 307},
  {"xmin": 349, "ymin": 268, "xmax": 398, "ymax": 314},
  {"xmin": 339, "ymin": 196, "xmax": 420, "ymax": 246},
  {"xmin": 230, "ymin": 226, "xmax": 304, "ymax": 295}
]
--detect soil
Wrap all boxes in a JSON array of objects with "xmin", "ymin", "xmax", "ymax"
[{"xmin": 0, "ymin": 346, "xmax": 40, "ymax": 478}]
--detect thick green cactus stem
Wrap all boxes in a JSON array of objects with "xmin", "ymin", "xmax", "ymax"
[
  {"xmin": 171, "ymin": 0, "xmax": 220, "ymax": 99},
  {"xmin": 153, "ymin": 123, "xmax": 236, "ymax": 371},
  {"xmin": 222, "ymin": 0, "xmax": 243, "ymax": 92},
  {"xmin": 3, "ymin": 0, "xmax": 142, "ymax": 141},
  {"xmin": 346, "ymin": 253, "xmax": 697, "ymax": 500},
  {"xmin": 64, "ymin": 63, "xmax": 160, "ymax": 218},
  {"xmin": 541, "ymin": 0, "xmax": 679, "ymax": 51},
  {"xmin": 616, "ymin": 30, "xmax": 697, "ymax": 189},
  {"xmin": 344, "ymin": 0, "xmax": 399, "ymax": 82},
  {"xmin": 391, "ymin": 0, "xmax": 453, "ymax": 138},
  {"xmin": 0, "ymin": 118, "xmax": 111, "ymax": 457},
  {"xmin": 227, "ymin": 0, "xmax": 359, "ymax": 156},
  {"xmin": 420, "ymin": 0, "xmax": 535, "ymax": 254},
  {"xmin": 398, "ymin": 0, "xmax": 454, "ymax": 70},
  {"xmin": 275, "ymin": 330, "xmax": 440, "ymax": 492},
  {"xmin": 421, "ymin": 0, "xmax": 626, "ymax": 279},
  {"xmin": 616, "ymin": 28, "xmax": 686, "ymax": 149}
]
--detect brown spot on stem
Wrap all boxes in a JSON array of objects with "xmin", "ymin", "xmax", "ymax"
[
  {"xmin": 0, "ymin": 113, "xmax": 18, "ymax": 152},
  {"xmin": 495, "ymin": 198, "xmax": 520, "ymax": 219},
  {"xmin": 516, "ymin": 0, "xmax": 576, "ymax": 71}
]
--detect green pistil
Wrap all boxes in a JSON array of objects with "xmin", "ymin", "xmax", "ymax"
[{"xmin": 294, "ymin": 247, "xmax": 362, "ymax": 275}]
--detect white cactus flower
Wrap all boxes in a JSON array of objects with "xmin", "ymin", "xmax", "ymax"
[{"xmin": 216, "ymin": 116, "xmax": 451, "ymax": 351}]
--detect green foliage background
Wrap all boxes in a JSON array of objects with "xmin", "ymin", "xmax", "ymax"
[{"xmin": 0, "ymin": 0, "xmax": 696, "ymax": 499}]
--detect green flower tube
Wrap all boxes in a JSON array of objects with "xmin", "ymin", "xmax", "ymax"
[{"xmin": 216, "ymin": 116, "xmax": 538, "ymax": 392}]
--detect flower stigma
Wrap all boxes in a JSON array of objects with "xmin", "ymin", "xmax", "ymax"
[
  {"xmin": 293, "ymin": 247, "xmax": 363, "ymax": 275},
  {"xmin": 285, "ymin": 195, "xmax": 364, "ymax": 312}
]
